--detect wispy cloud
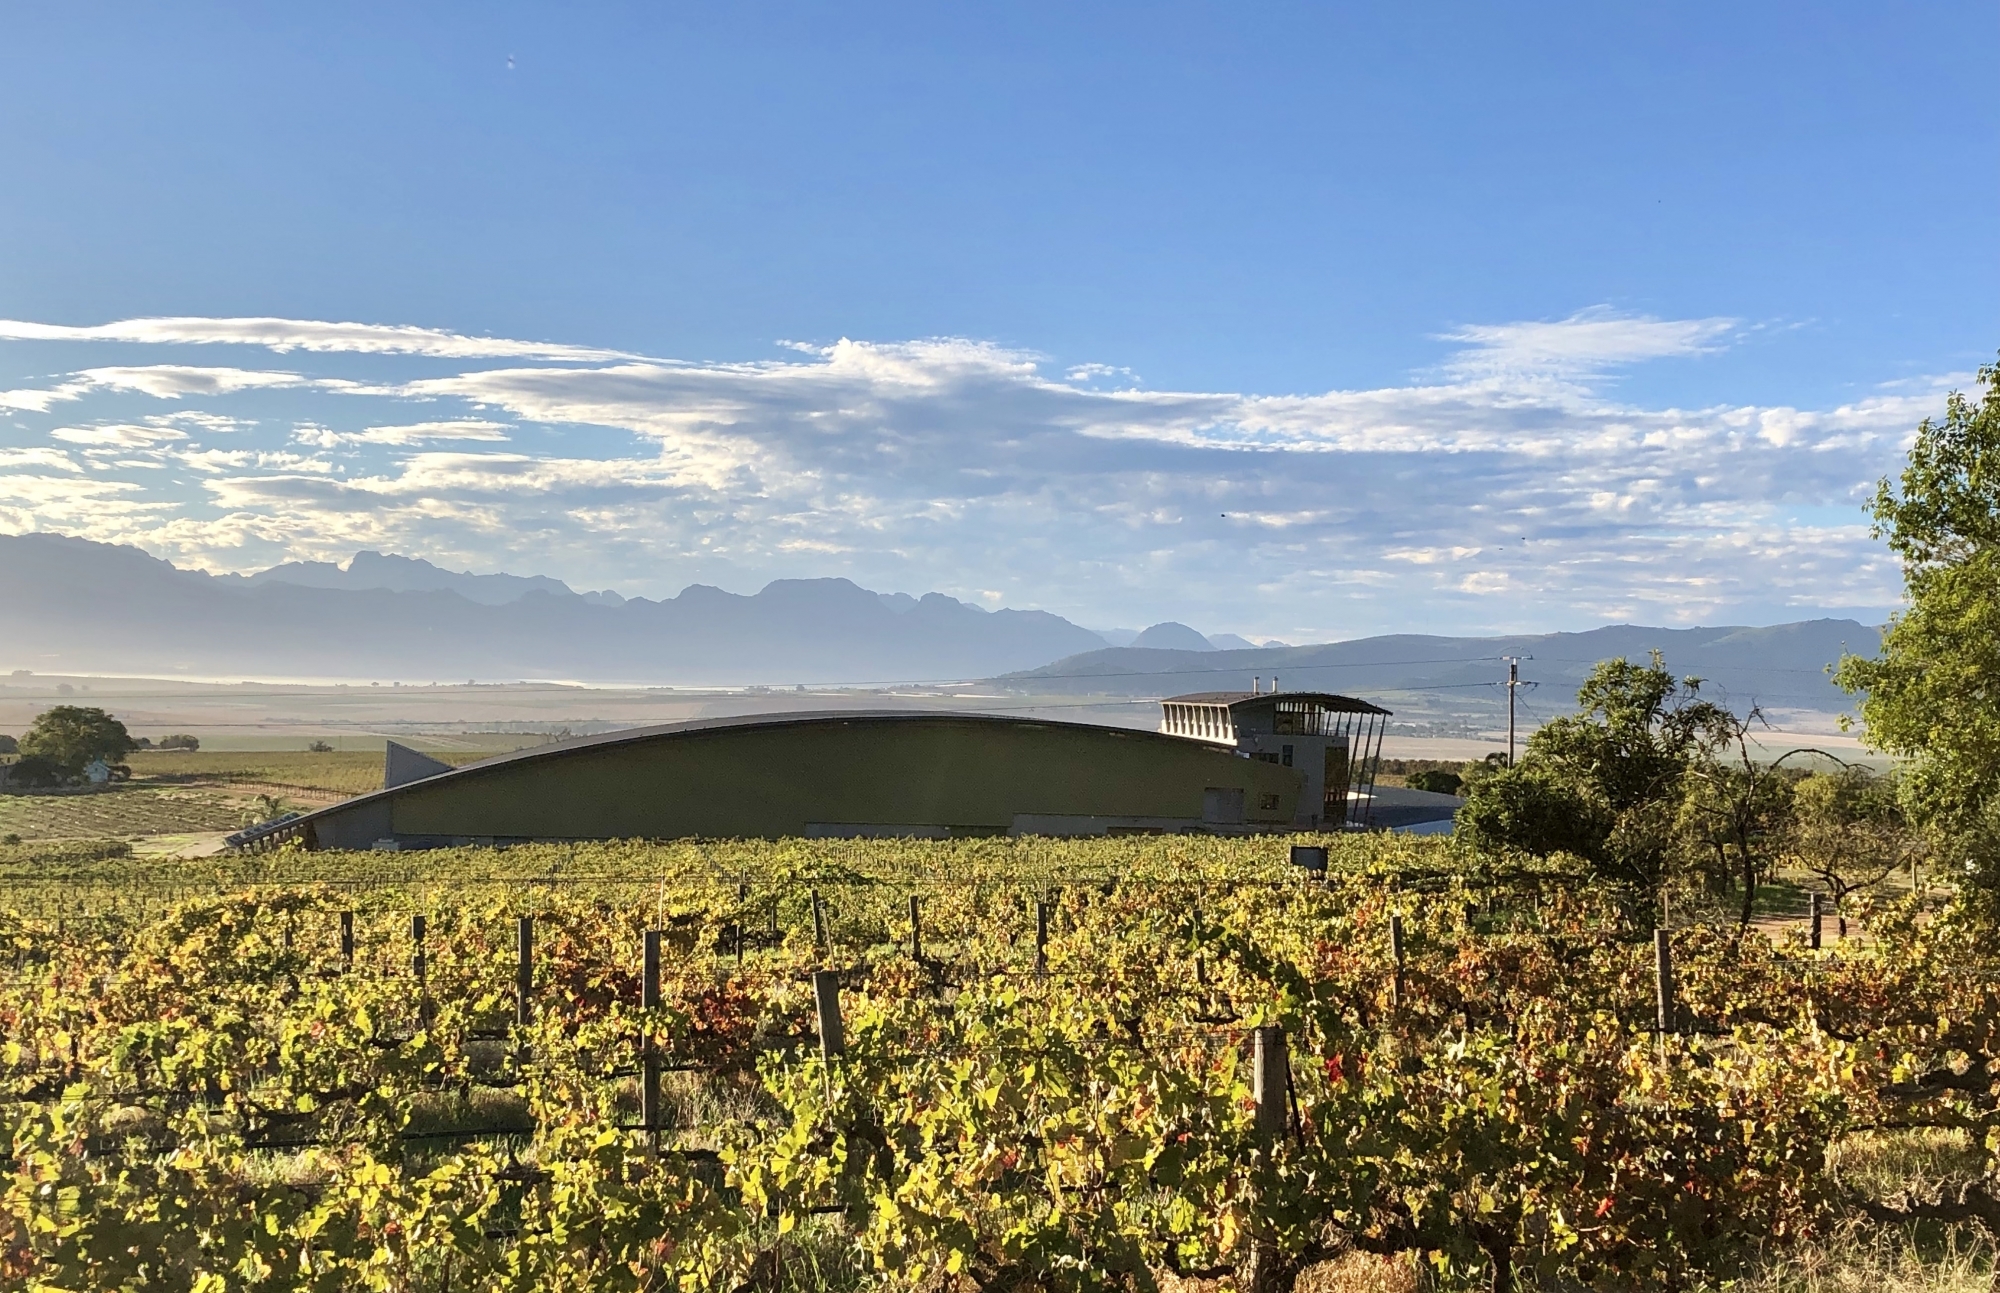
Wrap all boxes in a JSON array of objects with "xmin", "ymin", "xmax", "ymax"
[
  {"xmin": 0, "ymin": 316, "xmax": 638, "ymax": 362},
  {"xmin": 50, "ymin": 424, "xmax": 188, "ymax": 447},
  {"xmin": 75, "ymin": 365, "xmax": 317, "ymax": 399},
  {"xmin": 293, "ymin": 419, "xmax": 513, "ymax": 447},
  {"xmin": 0, "ymin": 310, "xmax": 1935, "ymax": 637},
  {"xmin": 1436, "ymin": 306, "xmax": 1738, "ymax": 383},
  {"xmin": 0, "ymin": 385, "xmax": 82, "ymax": 412}
]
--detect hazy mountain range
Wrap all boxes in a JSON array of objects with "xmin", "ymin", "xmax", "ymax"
[
  {"xmin": 0, "ymin": 534, "xmax": 1109, "ymax": 684},
  {"xmin": 0, "ymin": 534, "xmax": 1882, "ymax": 712},
  {"xmin": 999, "ymin": 619, "xmax": 1881, "ymax": 721}
]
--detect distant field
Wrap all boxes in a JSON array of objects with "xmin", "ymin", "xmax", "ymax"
[
  {"xmin": 0, "ymin": 786, "xmax": 249, "ymax": 840},
  {"xmin": 128, "ymin": 748, "xmax": 486, "ymax": 796},
  {"xmin": 0, "ymin": 749, "xmax": 494, "ymax": 841}
]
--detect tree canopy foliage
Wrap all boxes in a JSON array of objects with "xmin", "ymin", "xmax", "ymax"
[
  {"xmin": 1837, "ymin": 358, "xmax": 2000, "ymax": 897},
  {"xmin": 1458, "ymin": 655, "xmax": 1740, "ymax": 913},
  {"xmin": 17, "ymin": 706, "xmax": 135, "ymax": 782}
]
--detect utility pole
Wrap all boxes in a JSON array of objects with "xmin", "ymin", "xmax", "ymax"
[{"xmin": 1503, "ymin": 656, "xmax": 1530, "ymax": 766}]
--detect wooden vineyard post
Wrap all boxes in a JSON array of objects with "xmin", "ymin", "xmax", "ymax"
[
  {"xmin": 1251, "ymin": 1026, "xmax": 1289, "ymax": 1138},
  {"xmin": 1809, "ymin": 892, "xmax": 1823, "ymax": 950},
  {"xmin": 1389, "ymin": 913, "xmax": 1406, "ymax": 1010},
  {"xmin": 641, "ymin": 929, "xmax": 663, "ymax": 1142},
  {"xmin": 811, "ymin": 889, "xmax": 827, "ymax": 950},
  {"xmin": 1655, "ymin": 928, "xmax": 1676, "ymax": 1035},
  {"xmin": 411, "ymin": 914, "xmax": 430, "ymax": 1026},
  {"xmin": 1034, "ymin": 899, "xmax": 1049, "ymax": 980},
  {"xmin": 733, "ymin": 922, "xmax": 744, "ymax": 967},
  {"xmin": 812, "ymin": 970, "xmax": 844, "ymax": 1059},
  {"xmin": 340, "ymin": 910, "xmax": 354, "ymax": 972},
  {"xmin": 516, "ymin": 916, "xmax": 534, "ymax": 1027},
  {"xmin": 1192, "ymin": 899, "xmax": 1206, "ymax": 989},
  {"xmin": 908, "ymin": 895, "xmax": 923, "ymax": 962}
]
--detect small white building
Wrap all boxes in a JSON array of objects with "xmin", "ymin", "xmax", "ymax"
[{"xmin": 1160, "ymin": 688, "xmax": 1390, "ymax": 829}]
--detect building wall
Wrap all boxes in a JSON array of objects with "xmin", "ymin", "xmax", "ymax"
[
  {"xmin": 310, "ymin": 714, "xmax": 1303, "ymax": 846},
  {"xmin": 1236, "ymin": 732, "xmax": 1347, "ymax": 828}
]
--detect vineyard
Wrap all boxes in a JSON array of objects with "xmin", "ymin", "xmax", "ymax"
[
  {"xmin": 0, "ymin": 787, "xmax": 250, "ymax": 843},
  {"xmin": 2, "ymin": 834, "xmax": 1995, "ymax": 1292}
]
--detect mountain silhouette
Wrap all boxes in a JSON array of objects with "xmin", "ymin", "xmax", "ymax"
[{"xmin": 0, "ymin": 533, "xmax": 1108, "ymax": 685}]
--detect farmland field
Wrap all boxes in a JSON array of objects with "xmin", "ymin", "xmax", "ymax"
[
  {"xmin": 127, "ymin": 748, "xmax": 487, "ymax": 798},
  {"xmin": 0, "ymin": 832, "xmax": 1991, "ymax": 1291},
  {"xmin": 0, "ymin": 748, "xmax": 498, "ymax": 845},
  {"xmin": 0, "ymin": 785, "xmax": 250, "ymax": 840}
]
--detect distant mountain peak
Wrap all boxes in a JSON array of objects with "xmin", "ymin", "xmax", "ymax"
[
  {"xmin": 1130, "ymin": 622, "xmax": 1215, "ymax": 652},
  {"xmin": 249, "ymin": 550, "xmax": 578, "ymax": 606}
]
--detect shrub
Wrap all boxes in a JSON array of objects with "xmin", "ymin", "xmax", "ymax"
[
  {"xmin": 5, "ymin": 754, "xmax": 68, "ymax": 788},
  {"xmin": 1407, "ymin": 768, "xmax": 1464, "ymax": 795}
]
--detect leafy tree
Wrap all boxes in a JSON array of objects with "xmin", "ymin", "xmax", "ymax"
[
  {"xmin": 0, "ymin": 734, "xmax": 16, "ymax": 755},
  {"xmin": 1677, "ymin": 709, "xmax": 1802, "ymax": 931},
  {"xmin": 1456, "ymin": 764, "xmax": 1611, "ymax": 862},
  {"xmin": 1836, "ymin": 358, "xmax": 2000, "ymax": 900},
  {"xmin": 1782, "ymin": 767, "xmax": 1919, "ymax": 937},
  {"xmin": 1460, "ymin": 654, "xmax": 1737, "ymax": 914},
  {"xmin": 17, "ymin": 706, "xmax": 136, "ymax": 782},
  {"xmin": 157, "ymin": 733, "xmax": 200, "ymax": 751}
]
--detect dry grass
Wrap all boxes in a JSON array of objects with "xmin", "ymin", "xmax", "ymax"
[
  {"xmin": 1295, "ymin": 1252, "xmax": 1424, "ymax": 1292},
  {"xmin": 1733, "ymin": 1224, "xmax": 1996, "ymax": 1293},
  {"xmin": 1828, "ymin": 1128, "xmax": 1991, "ymax": 1203},
  {"xmin": 1153, "ymin": 1252, "xmax": 1422, "ymax": 1293}
]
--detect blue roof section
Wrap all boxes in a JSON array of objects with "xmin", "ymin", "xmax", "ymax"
[{"xmin": 225, "ymin": 811, "xmax": 302, "ymax": 848}]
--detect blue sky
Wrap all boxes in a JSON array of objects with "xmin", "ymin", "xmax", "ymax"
[{"xmin": 0, "ymin": 3, "xmax": 1993, "ymax": 641}]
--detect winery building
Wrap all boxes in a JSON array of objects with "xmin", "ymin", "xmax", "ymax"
[{"xmin": 246, "ymin": 695, "xmax": 1400, "ymax": 852}]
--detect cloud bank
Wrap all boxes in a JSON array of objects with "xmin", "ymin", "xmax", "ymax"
[{"xmin": 0, "ymin": 309, "xmax": 1939, "ymax": 639}]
